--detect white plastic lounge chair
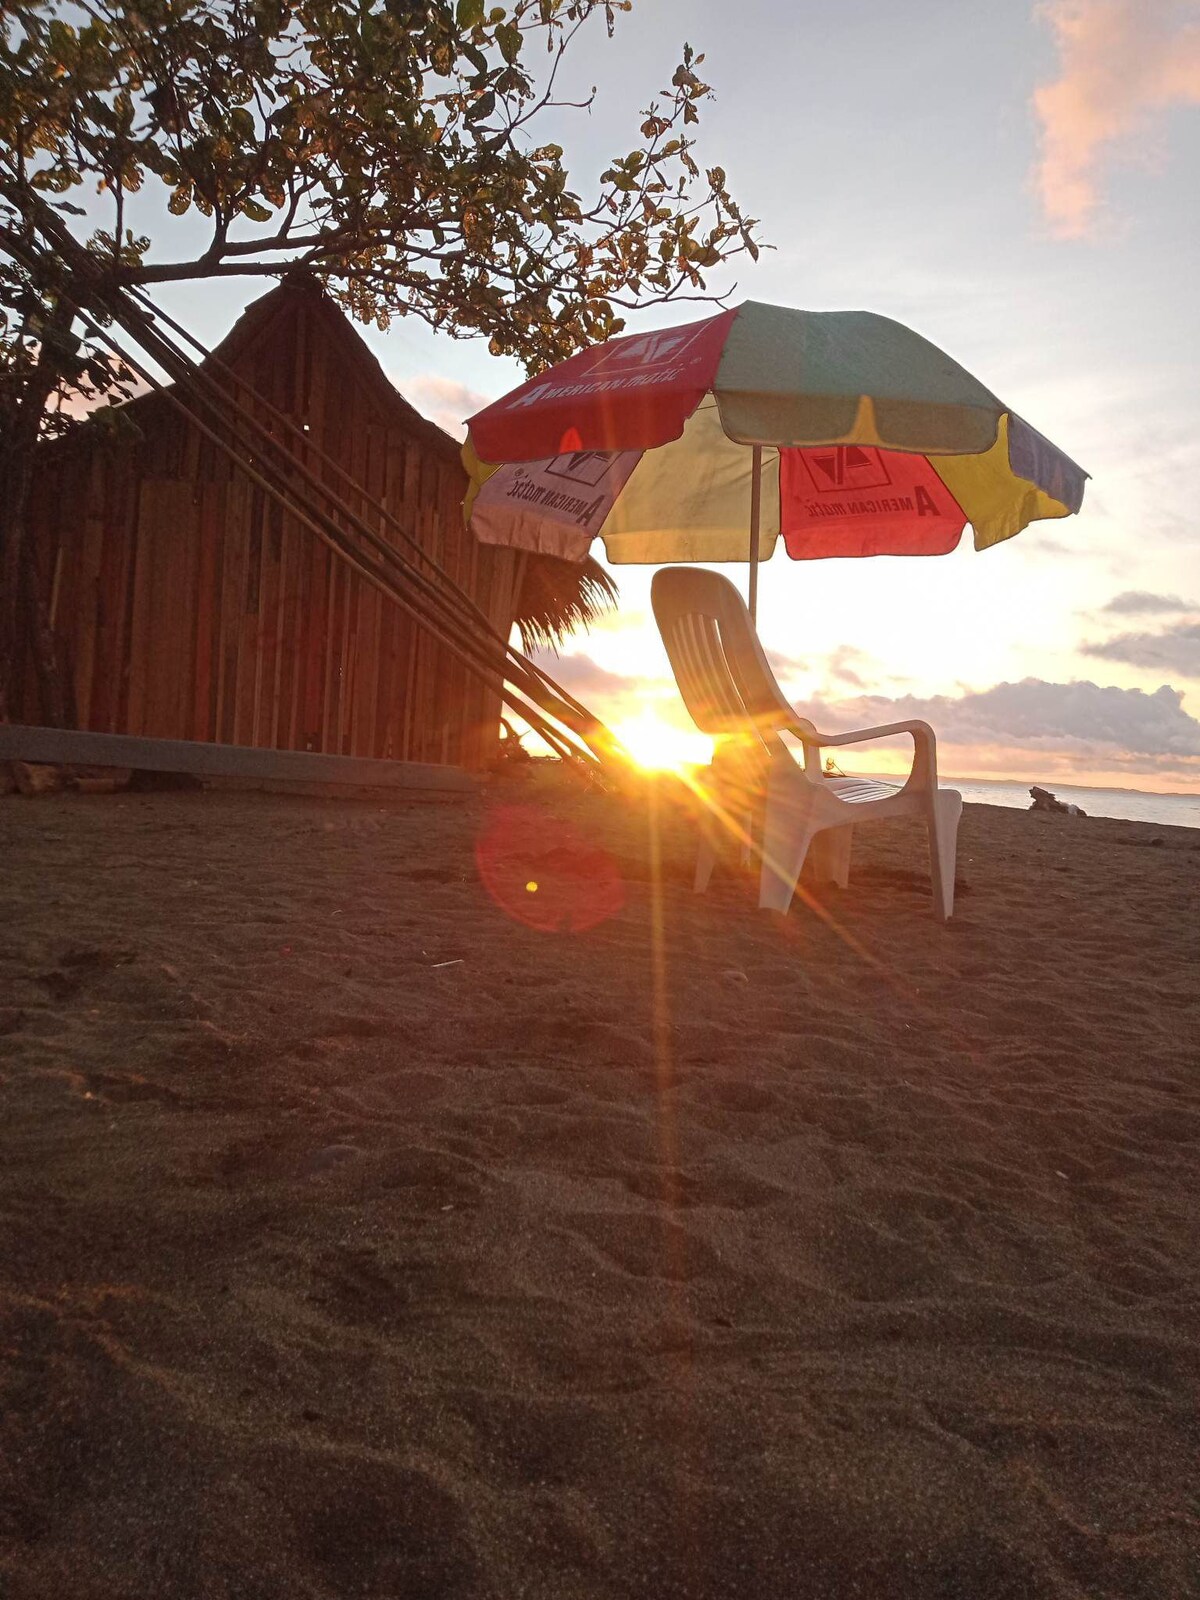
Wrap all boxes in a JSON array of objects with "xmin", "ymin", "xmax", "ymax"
[{"xmin": 650, "ymin": 567, "xmax": 963, "ymax": 920}]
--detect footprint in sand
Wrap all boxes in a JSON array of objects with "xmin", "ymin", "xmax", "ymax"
[
  {"xmin": 81, "ymin": 1070, "xmax": 187, "ymax": 1107},
  {"xmin": 698, "ymin": 1078, "xmax": 781, "ymax": 1115},
  {"xmin": 36, "ymin": 946, "xmax": 138, "ymax": 1001},
  {"xmin": 808, "ymin": 1210, "xmax": 945, "ymax": 1301},
  {"xmin": 376, "ymin": 1145, "xmax": 482, "ymax": 1209},
  {"xmin": 566, "ymin": 1210, "xmax": 718, "ymax": 1283},
  {"xmin": 332, "ymin": 1070, "xmax": 448, "ymax": 1117},
  {"xmin": 307, "ymin": 1245, "xmax": 463, "ymax": 1329},
  {"xmin": 35, "ymin": 969, "xmax": 84, "ymax": 1001},
  {"xmin": 622, "ymin": 1164, "xmax": 782, "ymax": 1212},
  {"xmin": 290, "ymin": 1458, "xmax": 477, "ymax": 1597},
  {"xmin": 454, "ymin": 1389, "xmax": 613, "ymax": 1490}
]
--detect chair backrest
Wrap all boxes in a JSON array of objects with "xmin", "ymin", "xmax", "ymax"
[{"xmin": 650, "ymin": 567, "xmax": 800, "ymax": 751}]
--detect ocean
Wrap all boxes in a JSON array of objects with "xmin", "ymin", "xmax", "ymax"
[{"xmin": 944, "ymin": 778, "xmax": 1200, "ymax": 831}]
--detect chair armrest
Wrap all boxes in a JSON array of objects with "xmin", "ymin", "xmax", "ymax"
[
  {"xmin": 786, "ymin": 718, "xmax": 939, "ymax": 790},
  {"xmin": 793, "ymin": 718, "xmax": 936, "ymax": 748}
]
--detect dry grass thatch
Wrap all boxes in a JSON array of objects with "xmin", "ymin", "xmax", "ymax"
[{"xmin": 513, "ymin": 553, "xmax": 618, "ymax": 653}]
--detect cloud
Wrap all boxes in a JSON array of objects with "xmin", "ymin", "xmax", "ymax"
[
  {"xmin": 1101, "ymin": 589, "xmax": 1197, "ymax": 615},
  {"xmin": 808, "ymin": 677, "xmax": 1200, "ymax": 771},
  {"xmin": 764, "ymin": 647, "xmax": 811, "ymax": 682},
  {"xmin": 1017, "ymin": 534, "xmax": 1083, "ymax": 558},
  {"xmin": 823, "ymin": 644, "xmax": 875, "ymax": 692},
  {"xmin": 767, "ymin": 644, "xmax": 884, "ymax": 692},
  {"xmin": 1082, "ymin": 620, "xmax": 1200, "ymax": 678},
  {"xmin": 392, "ymin": 373, "xmax": 495, "ymax": 438},
  {"xmin": 1033, "ymin": 0, "xmax": 1200, "ymax": 237},
  {"xmin": 531, "ymin": 651, "xmax": 643, "ymax": 700}
]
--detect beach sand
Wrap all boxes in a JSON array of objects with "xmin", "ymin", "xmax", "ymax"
[{"xmin": 1, "ymin": 773, "xmax": 1197, "ymax": 1598}]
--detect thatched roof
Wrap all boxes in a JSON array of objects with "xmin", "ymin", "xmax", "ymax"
[{"xmin": 514, "ymin": 554, "xmax": 618, "ymax": 653}]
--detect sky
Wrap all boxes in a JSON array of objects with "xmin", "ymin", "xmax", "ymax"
[{"xmin": 157, "ymin": 0, "xmax": 1200, "ymax": 791}]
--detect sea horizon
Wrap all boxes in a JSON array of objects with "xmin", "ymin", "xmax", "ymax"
[
  {"xmin": 945, "ymin": 774, "xmax": 1200, "ymax": 802},
  {"xmin": 810, "ymin": 768, "xmax": 1200, "ymax": 830},
  {"xmin": 940, "ymin": 775, "xmax": 1200, "ymax": 830}
]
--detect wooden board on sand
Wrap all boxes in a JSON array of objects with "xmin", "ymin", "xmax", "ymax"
[{"xmin": 0, "ymin": 724, "xmax": 477, "ymax": 796}]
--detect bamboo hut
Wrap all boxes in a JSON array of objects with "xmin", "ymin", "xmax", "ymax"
[{"xmin": 15, "ymin": 278, "xmax": 611, "ymax": 771}]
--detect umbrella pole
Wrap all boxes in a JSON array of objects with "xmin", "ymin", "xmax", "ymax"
[{"xmin": 748, "ymin": 444, "xmax": 763, "ymax": 621}]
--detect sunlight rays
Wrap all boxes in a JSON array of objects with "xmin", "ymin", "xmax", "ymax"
[{"xmin": 609, "ymin": 711, "xmax": 712, "ymax": 773}]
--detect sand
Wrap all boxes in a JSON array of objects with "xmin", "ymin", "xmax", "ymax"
[{"xmin": 1, "ymin": 771, "xmax": 1197, "ymax": 1599}]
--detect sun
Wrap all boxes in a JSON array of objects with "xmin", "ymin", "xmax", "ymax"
[{"xmin": 610, "ymin": 711, "xmax": 712, "ymax": 773}]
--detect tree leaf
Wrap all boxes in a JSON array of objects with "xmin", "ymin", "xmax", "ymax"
[{"xmin": 0, "ymin": 0, "xmax": 761, "ymax": 426}]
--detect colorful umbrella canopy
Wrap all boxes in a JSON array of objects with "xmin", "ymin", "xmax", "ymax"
[{"xmin": 463, "ymin": 301, "xmax": 1088, "ymax": 614}]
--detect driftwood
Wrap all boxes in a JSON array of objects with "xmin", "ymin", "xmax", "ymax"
[
  {"xmin": 74, "ymin": 767, "xmax": 134, "ymax": 794},
  {"xmin": 10, "ymin": 761, "xmax": 65, "ymax": 796},
  {"xmin": 1029, "ymin": 785, "xmax": 1087, "ymax": 817},
  {"xmin": 5, "ymin": 759, "xmax": 132, "ymax": 796}
]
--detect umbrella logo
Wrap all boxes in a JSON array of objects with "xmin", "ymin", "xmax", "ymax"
[
  {"xmin": 590, "ymin": 324, "xmax": 710, "ymax": 374},
  {"xmin": 544, "ymin": 450, "xmax": 618, "ymax": 487},
  {"xmin": 805, "ymin": 445, "xmax": 893, "ymax": 493}
]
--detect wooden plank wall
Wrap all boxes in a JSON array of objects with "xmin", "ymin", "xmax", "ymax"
[{"xmin": 20, "ymin": 291, "xmax": 520, "ymax": 770}]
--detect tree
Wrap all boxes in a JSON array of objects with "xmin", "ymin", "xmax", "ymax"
[{"xmin": 0, "ymin": 0, "xmax": 760, "ymax": 719}]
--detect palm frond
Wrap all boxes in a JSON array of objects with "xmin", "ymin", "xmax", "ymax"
[{"xmin": 514, "ymin": 553, "xmax": 618, "ymax": 653}]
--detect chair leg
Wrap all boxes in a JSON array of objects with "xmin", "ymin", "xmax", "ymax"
[
  {"xmin": 759, "ymin": 824, "xmax": 819, "ymax": 913},
  {"xmin": 694, "ymin": 836, "xmax": 717, "ymax": 894},
  {"xmin": 693, "ymin": 796, "xmax": 754, "ymax": 892},
  {"xmin": 691, "ymin": 773, "xmax": 725, "ymax": 894},
  {"xmin": 758, "ymin": 780, "xmax": 821, "ymax": 914},
  {"xmin": 810, "ymin": 824, "xmax": 853, "ymax": 888},
  {"xmin": 927, "ymin": 789, "xmax": 963, "ymax": 921}
]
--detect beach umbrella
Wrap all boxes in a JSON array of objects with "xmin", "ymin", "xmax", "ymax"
[{"xmin": 463, "ymin": 302, "xmax": 1087, "ymax": 618}]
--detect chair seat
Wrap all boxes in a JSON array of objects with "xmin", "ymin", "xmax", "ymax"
[{"xmin": 823, "ymin": 774, "xmax": 902, "ymax": 805}]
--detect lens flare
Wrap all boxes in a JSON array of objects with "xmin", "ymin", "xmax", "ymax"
[
  {"xmin": 610, "ymin": 711, "xmax": 712, "ymax": 773},
  {"xmin": 476, "ymin": 805, "xmax": 625, "ymax": 933}
]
